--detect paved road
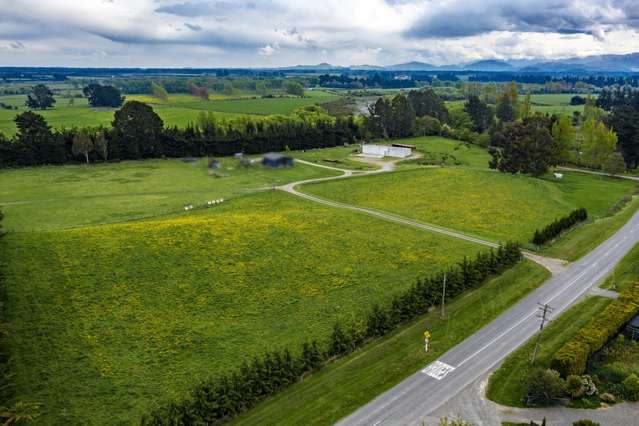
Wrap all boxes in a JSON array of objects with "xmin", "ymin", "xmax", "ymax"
[{"xmin": 337, "ymin": 206, "xmax": 639, "ymax": 426}]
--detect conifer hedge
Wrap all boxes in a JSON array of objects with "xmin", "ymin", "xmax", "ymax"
[
  {"xmin": 141, "ymin": 243, "xmax": 522, "ymax": 425},
  {"xmin": 550, "ymin": 281, "xmax": 639, "ymax": 377},
  {"xmin": 532, "ymin": 208, "xmax": 587, "ymax": 246}
]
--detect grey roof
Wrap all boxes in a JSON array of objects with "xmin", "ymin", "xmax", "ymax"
[
  {"xmin": 263, "ymin": 152, "xmax": 290, "ymax": 161},
  {"xmin": 629, "ymin": 313, "xmax": 639, "ymax": 328}
]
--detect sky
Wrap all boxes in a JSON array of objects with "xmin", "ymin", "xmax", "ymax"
[{"xmin": 1, "ymin": 0, "xmax": 639, "ymax": 68}]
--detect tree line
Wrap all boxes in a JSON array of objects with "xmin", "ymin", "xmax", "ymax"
[
  {"xmin": 532, "ymin": 208, "xmax": 588, "ymax": 246},
  {"xmin": 0, "ymin": 102, "xmax": 359, "ymax": 168},
  {"xmin": 141, "ymin": 243, "xmax": 522, "ymax": 425}
]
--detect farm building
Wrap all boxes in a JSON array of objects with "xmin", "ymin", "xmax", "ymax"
[
  {"xmin": 627, "ymin": 313, "xmax": 639, "ymax": 341},
  {"xmin": 362, "ymin": 144, "xmax": 413, "ymax": 158},
  {"xmin": 262, "ymin": 153, "xmax": 294, "ymax": 168}
]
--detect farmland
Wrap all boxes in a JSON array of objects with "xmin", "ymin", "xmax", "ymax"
[
  {"xmin": 0, "ymin": 156, "xmax": 340, "ymax": 232},
  {"xmin": 0, "ymin": 90, "xmax": 338, "ymax": 135},
  {"xmin": 2, "ymin": 191, "xmax": 481, "ymax": 424},
  {"xmin": 301, "ymin": 168, "xmax": 636, "ymax": 242}
]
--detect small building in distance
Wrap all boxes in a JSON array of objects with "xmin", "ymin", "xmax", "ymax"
[
  {"xmin": 362, "ymin": 143, "xmax": 413, "ymax": 158},
  {"xmin": 627, "ymin": 313, "xmax": 639, "ymax": 341},
  {"xmin": 262, "ymin": 152, "xmax": 294, "ymax": 168}
]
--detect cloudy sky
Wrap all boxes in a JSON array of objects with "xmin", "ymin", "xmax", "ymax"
[{"xmin": 1, "ymin": 0, "xmax": 638, "ymax": 67}]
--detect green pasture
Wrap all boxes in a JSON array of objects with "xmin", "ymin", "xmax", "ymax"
[
  {"xmin": 235, "ymin": 260, "xmax": 549, "ymax": 425},
  {"xmin": 398, "ymin": 136, "xmax": 492, "ymax": 169},
  {"xmin": 301, "ymin": 167, "xmax": 636, "ymax": 243},
  {"xmin": 2, "ymin": 191, "xmax": 481, "ymax": 425},
  {"xmin": 0, "ymin": 156, "xmax": 340, "ymax": 232},
  {"xmin": 0, "ymin": 90, "xmax": 338, "ymax": 135}
]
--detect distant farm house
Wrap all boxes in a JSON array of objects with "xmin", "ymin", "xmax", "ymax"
[
  {"xmin": 262, "ymin": 153, "xmax": 294, "ymax": 168},
  {"xmin": 362, "ymin": 143, "xmax": 414, "ymax": 158}
]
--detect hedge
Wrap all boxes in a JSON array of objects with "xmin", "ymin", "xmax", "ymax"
[
  {"xmin": 532, "ymin": 208, "xmax": 588, "ymax": 246},
  {"xmin": 550, "ymin": 281, "xmax": 639, "ymax": 377},
  {"xmin": 141, "ymin": 243, "xmax": 522, "ymax": 425}
]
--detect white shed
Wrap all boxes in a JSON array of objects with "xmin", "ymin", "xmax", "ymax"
[{"xmin": 362, "ymin": 144, "xmax": 412, "ymax": 158}]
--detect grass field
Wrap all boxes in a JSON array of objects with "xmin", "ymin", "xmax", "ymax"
[
  {"xmin": 486, "ymin": 296, "xmax": 611, "ymax": 407},
  {"xmin": 235, "ymin": 260, "xmax": 549, "ymax": 425},
  {"xmin": 292, "ymin": 145, "xmax": 378, "ymax": 171},
  {"xmin": 398, "ymin": 136, "xmax": 492, "ymax": 169},
  {"xmin": 0, "ymin": 90, "xmax": 339, "ymax": 135},
  {"xmin": 0, "ymin": 156, "xmax": 341, "ymax": 232},
  {"xmin": 2, "ymin": 191, "xmax": 482, "ymax": 425},
  {"xmin": 301, "ymin": 168, "xmax": 636, "ymax": 243}
]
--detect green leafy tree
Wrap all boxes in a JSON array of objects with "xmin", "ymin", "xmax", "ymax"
[
  {"xmin": 602, "ymin": 151, "xmax": 626, "ymax": 175},
  {"xmin": 72, "ymin": 128, "xmax": 93, "ymax": 163},
  {"xmin": 521, "ymin": 92, "xmax": 532, "ymax": 120},
  {"xmin": 93, "ymin": 129, "xmax": 109, "ymax": 161},
  {"xmin": 390, "ymin": 94, "xmax": 415, "ymax": 138},
  {"xmin": 25, "ymin": 84, "xmax": 56, "ymax": 110},
  {"xmin": 525, "ymin": 368, "xmax": 566, "ymax": 406},
  {"xmin": 464, "ymin": 95, "xmax": 494, "ymax": 132},
  {"xmin": 496, "ymin": 92, "xmax": 517, "ymax": 123},
  {"xmin": 150, "ymin": 82, "xmax": 169, "ymax": 101},
  {"xmin": 83, "ymin": 84, "xmax": 124, "ymax": 107},
  {"xmin": 566, "ymin": 375, "xmax": 585, "ymax": 399},
  {"xmin": 490, "ymin": 116, "xmax": 559, "ymax": 176},
  {"xmin": 14, "ymin": 111, "xmax": 55, "ymax": 165},
  {"xmin": 407, "ymin": 88, "xmax": 448, "ymax": 122},
  {"xmin": 609, "ymin": 105, "xmax": 639, "ymax": 169},
  {"xmin": 581, "ymin": 119, "xmax": 617, "ymax": 169},
  {"xmin": 283, "ymin": 80, "xmax": 305, "ymax": 97},
  {"xmin": 551, "ymin": 115, "xmax": 575, "ymax": 163},
  {"xmin": 623, "ymin": 373, "xmax": 639, "ymax": 401},
  {"xmin": 572, "ymin": 421, "xmax": 600, "ymax": 426},
  {"xmin": 111, "ymin": 101, "xmax": 164, "ymax": 159}
]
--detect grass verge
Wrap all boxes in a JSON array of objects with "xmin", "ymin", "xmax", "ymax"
[
  {"xmin": 486, "ymin": 296, "xmax": 611, "ymax": 407},
  {"xmin": 234, "ymin": 260, "xmax": 549, "ymax": 425}
]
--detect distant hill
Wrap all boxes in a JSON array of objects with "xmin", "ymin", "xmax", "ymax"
[
  {"xmin": 463, "ymin": 60, "xmax": 513, "ymax": 71},
  {"xmin": 384, "ymin": 61, "xmax": 438, "ymax": 71}
]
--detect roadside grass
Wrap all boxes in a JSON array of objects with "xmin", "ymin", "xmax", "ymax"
[
  {"xmin": 301, "ymin": 168, "xmax": 635, "ymax": 243},
  {"xmin": 3, "ymin": 191, "xmax": 482, "ymax": 425},
  {"xmin": 601, "ymin": 241, "xmax": 639, "ymax": 291},
  {"xmin": 0, "ymin": 156, "xmax": 340, "ymax": 232},
  {"xmin": 234, "ymin": 260, "xmax": 549, "ymax": 425},
  {"xmin": 542, "ymin": 197, "xmax": 639, "ymax": 261},
  {"xmin": 486, "ymin": 296, "xmax": 611, "ymax": 407}
]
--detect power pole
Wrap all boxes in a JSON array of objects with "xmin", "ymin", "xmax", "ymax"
[
  {"xmin": 531, "ymin": 303, "xmax": 553, "ymax": 364},
  {"xmin": 441, "ymin": 274, "xmax": 447, "ymax": 319}
]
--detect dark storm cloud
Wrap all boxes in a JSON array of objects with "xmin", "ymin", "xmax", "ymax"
[
  {"xmin": 406, "ymin": 0, "xmax": 639, "ymax": 38},
  {"xmin": 184, "ymin": 22, "xmax": 202, "ymax": 31}
]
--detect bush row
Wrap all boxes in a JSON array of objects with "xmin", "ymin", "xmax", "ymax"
[
  {"xmin": 532, "ymin": 208, "xmax": 588, "ymax": 246},
  {"xmin": 550, "ymin": 281, "xmax": 639, "ymax": 377},
  {"xmin": 141, "ymin": 243, "xmax": 522, "ymax": 425}
]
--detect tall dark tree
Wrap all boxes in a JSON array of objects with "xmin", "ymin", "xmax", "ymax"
[
  {"xmin": 464, "ymin": 95, "xmax": 494, "ymax": 132},
  {"xmin": 111, "ymin": 101, "xmax": 164, "ymax": 159},
  {"xmin": 14, "ymin": 111, "xmax": 55, "ymax": 165},
  {"xmin": 608, "ymin": 105, "xmax": 639, "ymax": 169},
  {"xmin": 390, "ymin": 94, "xmax": 416, "ymax": 138},
  {"xmin": 407, "ymin": 88, "xmax": 448, "ymax": 122},
  {"xmin": 83, "ymin": 84, "xmax": 124, "ymax": 107},
  {"xmin": 489, "ymin": 116, "xmax": 559, "ymax": 177},
  {"xmin": 496, "ymin": 92, "xmax": 517, "ymax": 123},
  {"xmin": 25, "ymin": 84, "xmax": 56, "ymax": 110},
  {"xmin": 367, "ymin": 97, "xmax": 391, "ymax": 139}
]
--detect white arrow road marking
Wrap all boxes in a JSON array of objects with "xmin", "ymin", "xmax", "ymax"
[{"xmin": 422, "ymin": 361, "xmax": 456, "ymax": 380}]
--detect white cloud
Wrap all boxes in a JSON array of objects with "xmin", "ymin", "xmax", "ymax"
[{"xmin": 0, "ymin": 0, "xmax": 637, "ymax": 67}]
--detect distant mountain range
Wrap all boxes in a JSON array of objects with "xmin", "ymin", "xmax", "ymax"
[{"xmin": 283, "ymin": 53, "xmax": 639, "ymax": 73}]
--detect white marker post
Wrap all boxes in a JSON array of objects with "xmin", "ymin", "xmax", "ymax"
[{"xmin": 424, "ymin": 330, "xmax": 431, "ymax": 353}]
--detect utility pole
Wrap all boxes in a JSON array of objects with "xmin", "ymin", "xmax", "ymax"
[
  {"xmin": 441, "ymin": 274, "xmax": 447, "ymax": 319},
  {"xmin": 531, "ymin": 303, "xmax": 553, "ymax": 364}
]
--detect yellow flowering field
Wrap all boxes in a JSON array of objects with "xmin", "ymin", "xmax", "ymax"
[
  {"xmin": 302, "ymin": 168, "xmax": 636, "ymax": 242},
  {"xmin": 2, "ymin": 191, "xmax": 479, "ymax": 424}
]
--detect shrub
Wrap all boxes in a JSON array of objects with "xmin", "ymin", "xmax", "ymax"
[
  {"xmin": 525, "ymin": 368, "xmax": 566, "ymax": 406},
  {"xmin": 622, "ymin": 373, "xmax": 639, "ymax": 401},
  {"xmin": 532, "ymin": 208, "xmax": 588, "ymax": 246},
  {"xmin": 573, "ymin": 420, "xmax": 600, "ymax": 426},
  {"xmin": 551, "ymin": 282, "xmax": 639, "ymax": 377},
  {"xmin": 142, "ymin": 244, "xmax": 522, "ymax": 424},
  {"xmin": 566, "ymin": 375, "xmax": 584, "ymax": 398},
  {"xmin": 599, "ymin": 392, "xmax": 616, "ymax": 403}
]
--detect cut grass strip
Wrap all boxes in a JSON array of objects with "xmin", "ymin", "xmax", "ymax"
[
  {"xmin": 601, "ymin": 242, "xmax": 639, "ymax": 292},
  {"xmin": 486, "ymin": 296, "xmax": 611, "ymax": 407},
  {"xmin": 234, "ymin": 260, "xmax": 549, "ymax": 425}
]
